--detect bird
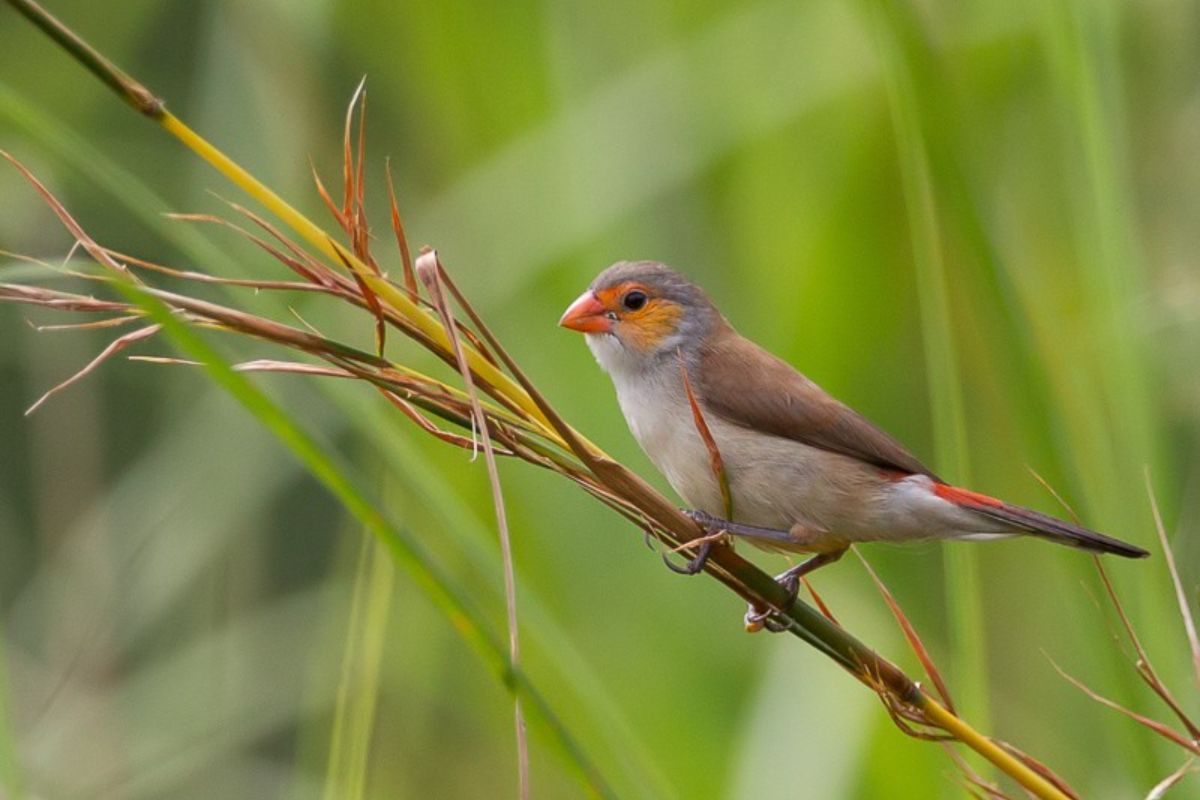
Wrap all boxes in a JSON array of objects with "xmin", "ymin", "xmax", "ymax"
[{"xmin": 559, "ymin": 261, "xmax": 1148, "ymax": 629}]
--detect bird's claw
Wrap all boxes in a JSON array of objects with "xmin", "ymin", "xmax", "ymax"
[
  {"xmin": 662, "ymin": 538, "xmax": 714, "ymax": 575},
  {"xmin": 661, "ymin": 508, "xmax": 730, "ymax": 576},
  {"xmin": 743, "ymin": 572, "xmax": 802, "ymax": 633},
  {"xmin": 744, "ymin": 606, "xmax": 791, "ymax": 633}
]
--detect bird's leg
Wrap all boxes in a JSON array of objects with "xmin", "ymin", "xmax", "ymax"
[
  {"xmin": 663, "ymin": 509, "xmax": 787, "ymax": 575},
  {"xmin": 745, "ymin": 547, "xmax": 848, "ymax": 633},
  {"xmin": 683, "ymin": 509, "xmax": 797, "ymax": 544}
]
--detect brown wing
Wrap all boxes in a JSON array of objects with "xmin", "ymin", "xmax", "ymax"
[{"xmin": 696, "ymin": 326, "xmax": 939, "ymax": 480}]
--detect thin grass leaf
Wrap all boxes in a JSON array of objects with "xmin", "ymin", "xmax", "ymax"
[
  {"xmin": 800, "ymin": 578, "xmax": 839, "ymax": 625},
  {"xmin": 381, "ymin": 389, "xmax": 513, "ymax": 454},
  {"xmin": 384, "ymin": 160, "xmax": 417, "ymax": 297},
  {"xmin": 1025, "ymin": 468, "xmax": 1081, "ymax": 523},
  {"xmin": 323, "ymin": 527, "xmax": 393, "ymax": 800},
  {"xmin": 25, "ymin": 323, "xmax": 161, "ymax": 415},
  {"xmin": 944, "ymin": 745, "xmax": 1013, "ymax": 800},
  {"xmin": 169, "ymin": 209, "xmax": 338, "ymax": 291},
  {"xmin": 417, "ymin": 249, "xmax": 529, "ymax": 799},
  {"xmin": 1146, "ymin": 758, "xmax": 1196, "ymax": 800},
  {"xmin": 1092, "ymin": 554, "xmax": 1200, "ymax": 739},
  {"xmin": 866, "ymin": 0, "xmax": 988, "ymax": 735},
  {"xmin": 677, "ymin": 348, "xmax": 732, "ymax": 519},
  {"xmin": 335, "ymin": 84, "xmax": 386, "ymax": 356},
  {"xmin": 341, "ymin": 79, "xmax": 366, "ymax": 239},
  {"xmin": 311, "ymin": 160, "xmax": 345, "ymax": 234},
  {"xmin": 992, "ymin": 740, "xmax": 1083, "ymax": 800},
  {"xmin": 1027, "ymin": 472, "xmax": 1200, "ymax": 743},
  {"xmin": 1049, "ymin": 658, "xmax": 1200, "ymax": 755},
  {"xmin": 1, "ymin": 248, "xmax": 89, "ymax": 281},
  {"xmin": 31, "ymin": 314, "xmax": 141, "ymax": 332},
  {"xmin": 1145, "ymin": 469, "xmax": 1200, "ymax": 688},
  {"xmin": 0, "ymin": 621, "xmax": 25, "ymax": 800},
  {"xmin": 351, "ymin": 89, "xmax": 370, "ymax": 269},
  {"xmin": 324, "ymin": 532, "xmax": 372, "ymax": 800},
  {"xmin": 0, "ymin": 150, "xmax": 142, "ymax": 286},
  {"xmin": 106, "ymin": 248, "xmax": 336, "ymax": 294},
  {"xmin": 0, "ymin": 282, "xmax": 133, "ymax": 313},
  {"xmin": 854, "ymin": 548, "xmax": 956, "ymax": 715}
]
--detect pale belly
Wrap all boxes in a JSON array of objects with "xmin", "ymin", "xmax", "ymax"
[{"xmin": 614, "ymin": 376, "xmax": 991, "ymax": 551}]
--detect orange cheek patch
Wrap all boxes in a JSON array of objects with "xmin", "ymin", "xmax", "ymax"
[
  {"xmin": 592, "ymin": 283, "xmax": 684, "ymax": 351},
  {"xmin": 622, "ymin": 301, "xmax": 683, "ymax": 351}
]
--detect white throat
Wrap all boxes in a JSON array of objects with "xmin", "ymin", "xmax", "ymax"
[
  {"xmin": 585, "ymin": 332, "xmax": 725, "ymax": 514},
  {"xmin": 585, "ymin": 332, "xmax": 638, "ymax": 377}
]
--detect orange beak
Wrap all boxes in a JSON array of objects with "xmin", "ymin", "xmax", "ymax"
[{"xmin": 558, "ymin": 290, "xmax": 612, "ymax": 333}]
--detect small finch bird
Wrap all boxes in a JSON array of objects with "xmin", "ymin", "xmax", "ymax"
[{"xmin": 560, "ymin": 261, "xmax": 1147, "ymax": 627}]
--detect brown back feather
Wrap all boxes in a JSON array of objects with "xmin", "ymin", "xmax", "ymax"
[{"xmin": 696, "ymin": 325, "xmax": 939, "ymax": 480}]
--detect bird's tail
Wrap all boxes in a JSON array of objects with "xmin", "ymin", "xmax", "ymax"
[{"xmin": 934, "ymin": 483, "xmax": 1149, "ymax": 559}]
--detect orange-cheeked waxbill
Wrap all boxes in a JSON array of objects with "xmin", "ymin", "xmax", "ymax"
[{"xmin": 559, "ymin": 262, "xmax": 1147, "ymax": 628}]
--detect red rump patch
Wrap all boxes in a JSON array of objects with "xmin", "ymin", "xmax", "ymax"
[{"xmin": 932, "ymin": 483, "xmax": 1004, "ymax": 508}]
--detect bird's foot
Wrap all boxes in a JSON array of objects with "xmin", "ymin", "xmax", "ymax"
[
  {"xmin": 662, "ymin": 537, "xmax": 715, "ymax": 575},
  {"xmin": 744, "ymin": 603, "xmax": 795, "ymax": 633},
  {"xmin": 742, "ymin": 549, "xmax": 848, "ymax": 634},
  {"xmin": 661, "ymin": 509, "xmax": 734, "ymax": 575}
]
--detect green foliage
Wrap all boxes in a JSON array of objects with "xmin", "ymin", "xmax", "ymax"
[{"xmin": 0, "ymin": 1, "xmax": 1195, "ymax": 797}]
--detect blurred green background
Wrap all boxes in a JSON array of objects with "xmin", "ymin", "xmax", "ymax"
[{"xmin": 1, "ymin": 0, "xmax": 1197, "ymax": 797}]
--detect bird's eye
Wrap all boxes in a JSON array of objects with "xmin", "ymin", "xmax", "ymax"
[{"xmin": 621, "ymin": 290, "xmax": 648, "ymax": 311}]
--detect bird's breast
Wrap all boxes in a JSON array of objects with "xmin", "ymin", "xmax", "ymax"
[
  {"xmin": 609, "ymin": 366, "xmax": 890, "ymax": 537},
  {"xmin": 611, "ymin": 370, "xmax": 728, "ymax": 515}
]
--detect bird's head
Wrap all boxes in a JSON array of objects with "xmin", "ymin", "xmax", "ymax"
[{"xmin": 559, "ymin": 261, "xmax": 720, "ymax": 374}]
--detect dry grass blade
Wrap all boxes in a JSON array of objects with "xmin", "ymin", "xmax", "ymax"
[
  {"xmin": 416, "ymin": 249, "xmax": 529, "ymax": 800},
  {"xmin": 25, "ymin": 322, "xmax": 160, "ymax": 415},
  {"xmin": 667, "ymin": 529, "xmax": 727, "ymax": 554},
  {"xmin": 342, "ymin": 250, "xmax": 388, "ymax": 358},
  {"xmin": 108, "ymin": 247, "xmax": 335, "ymax": 294},
  {"xmin": 131, "ymin": 355, "xmax": 349, "ymax": 378},
  {"xmin": 341, "ymin": 79, "xmax": 365, "ymax": 243},
  {"xmin": 0, "ymin": 283, "xmax": 132, "ymax": 313},
  {"xmin": 1093, "ymin": 558, "xmax": 1200, "ymax": 740},
  {"xmin": 677, "ymin": 348, "xmax": 732, "ymax": 519},
  {"xmin": 992, "ymin": 741, "xmax": 1082, "ymax": 800},
  {"xmin": 854, "ymin": 547, "xmax": 956, "ymax": 714},
  {"xmin": 335, "ymin": 84, "xmax": 387, "ymax": 356},
  {"xmin": 1049, "ymin": 657, "xmax": 1200, "ymax": 755},
  {"xmin": 311, "ymin": 160, "xmax": 344, "ymax": 233},
  {"xmin": 1, "ymin": 150, "xmax": 141, "ymax": 284},
  {"xmin": 800, "ymin": 578, "xmax": 839, "ymax": 624},
  {"xmin": 350, "ymin": 88, "xmax": 369, "ymax": 260},
  {"xmin": 1027, "ymin": 467, "xmax": 1082, "ymax": 524},
  {"xmin": 173, "ymin": 207, "xmax": 338, "ymax": 291},
  {"xmin": 1146, "ymin": 758, "xmax": 1196, "ymax": 800},
  {"xmin": 857, "ymin": 662, "xmax": 949, "ymax": 742},
  {"xmin": 1145, "ymin": 469, "xmax": 1200, "ymax": 689},
  {"xmin": 380, "ymin": 389, "xmax": 514, "ymax": 455},
  {"xmin": 944, "ymin": 745, "xmax": 1013, "ymax": 800},
  {"xmin": 0, "ymin": 247, "xmax": 83, "ymax": 279},
  {"xmin": 32, "ymin": 314, "xmax": 140, "ymax": 331},
  {"xmin": 385, "ymin": 160, "xmax": 417, "ymax": 296}
]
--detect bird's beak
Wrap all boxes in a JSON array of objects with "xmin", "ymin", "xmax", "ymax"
[{"xmin": 558, "ymin": 290, "xmax": 612, "ymax": 333}]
